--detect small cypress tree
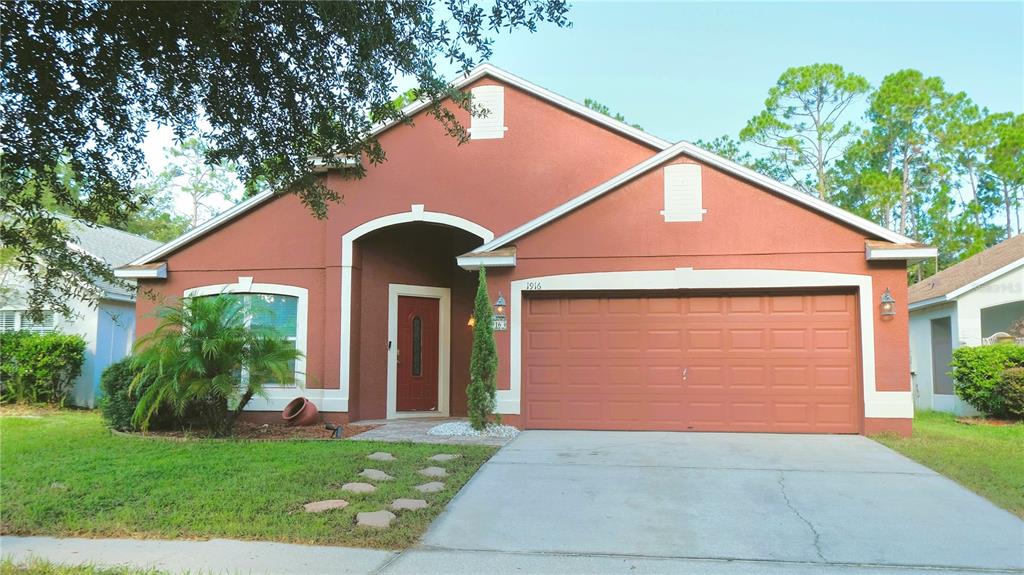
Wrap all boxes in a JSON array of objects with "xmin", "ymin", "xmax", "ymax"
[{"xmin": 468, "ymin": 267, "xmax": 499, "ymax": 430}]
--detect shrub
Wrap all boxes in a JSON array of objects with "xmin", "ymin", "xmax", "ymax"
[
  {"xmin": 950, "ymin": 343, "xmax": 1024, "ymax": 417},
  {"xmin": 467, "ymin": 267, "xmax": 498, "ymax": 431},
  {"xmin": 0, "ymin": 331, "xmax": 86, "ymax": 405},
  {"xmin": 132, "ymin": 295, "xmax": 303, "ymax": 436},
  {"xmin": 996, "ymin": 367, "xmax": 1024, "ymax": 420}
]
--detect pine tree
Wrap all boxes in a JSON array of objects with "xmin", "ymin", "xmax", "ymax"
[{"xmin": 468, "ymin": 268, "xmax": 499, "ymax": 430}]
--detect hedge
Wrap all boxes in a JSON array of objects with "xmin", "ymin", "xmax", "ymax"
[
  {"xmin": 996, "ymin": 367, "xmax": 1024, "ymax": 420},
  {"xmin": 950, "ymin": 343, "xmax": 1024, "ymax": 418},
  {"xmin": 0, "ymin": 331, "xmax": 86, "ymax": 405}
]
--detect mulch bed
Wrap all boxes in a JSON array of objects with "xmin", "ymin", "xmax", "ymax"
[
  {"xmin": 956, "ymin": 417, "xmax": 1021, "ymax": 427},
  {"xmin": 117, "ymin": 421, "xmax": 380, "ymax": 441}
]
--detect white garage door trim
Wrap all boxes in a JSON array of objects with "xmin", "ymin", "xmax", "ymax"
[{"xmin": 501, "ymin": 268, "xmax": 912, "ymax": 420}]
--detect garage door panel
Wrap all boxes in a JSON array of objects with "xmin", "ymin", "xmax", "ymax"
[{"xmin": 524, "ymin": 292, "xmax": 861, "ymax": 434}]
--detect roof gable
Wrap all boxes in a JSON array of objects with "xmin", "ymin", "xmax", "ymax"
[
  {"xmin": 472, "ymin": 142, "xmax": 919, "ymax": 254},
  {"xmin": 909, "ymin": 234, "xmax": 1024, "ymax": 305}
]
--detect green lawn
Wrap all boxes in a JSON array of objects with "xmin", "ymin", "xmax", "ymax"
[
  {"xmin": 873, "ymin": 410, "xmax": 1024, "ymax": 518},
  {"xmin": 0, "ymin": 411, "xmax": 496, "ymax": 548}
]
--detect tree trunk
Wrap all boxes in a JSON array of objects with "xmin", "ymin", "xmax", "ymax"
[
  {"xmin": 220, "ymin": 386, "xmax": 256, "ymax": 437},
  {"xmin": 1003, "ymin": 183, "xmax": 1015, "ymax": 239}
]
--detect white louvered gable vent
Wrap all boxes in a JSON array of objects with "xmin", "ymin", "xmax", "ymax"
[
  {"xmin": 662, "ymin": 163, "xmax": 705, "ymax": 222},
  {"xmin": 470, "ymin": 85, "xmax": 507, "ymax": 140}
]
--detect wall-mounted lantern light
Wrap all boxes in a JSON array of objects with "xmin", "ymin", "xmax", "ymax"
[
  {"xmin": 880, "ymin": 288, "xmax": 896, "ymax": 317},
  {"xmin": 467, "ymin": 315, "xmax": 476, "ymax": 328},
  {"xmin": 494, "ymin": 292, "xmax": 506, "ymax": 316}
]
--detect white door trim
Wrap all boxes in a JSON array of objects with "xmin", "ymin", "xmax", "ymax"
[
  {"xmin": 387, "ymin": 284, "xmax": 451, "ymax": 419},
  {"xmin": 502, "ymin": 267, "xmax": 912, "ymax": 420},
  {"xmin": 338, "ymin": 204, "xmax": 494, "ymax": 413}
]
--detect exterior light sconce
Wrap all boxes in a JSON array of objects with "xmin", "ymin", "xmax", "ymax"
[
  {"xmin": 467, "ymin": 315, "xmax": 476, "ymax": 328},
  {"xmin": 494, "ymin": 292, "xmax": 506, "ymax": 316},
  {"xmin": 880, "ymin": 288, "xmax": 896, "ymax": 317}
]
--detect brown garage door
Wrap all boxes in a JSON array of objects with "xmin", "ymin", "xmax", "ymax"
[{"xmin": 523, "ymin": 291, "xmax": 861, "ymax": 433}]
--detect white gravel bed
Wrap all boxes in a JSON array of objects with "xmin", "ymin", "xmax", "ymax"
[{"xmin": 428, "ymin": 421, "xmax": 520, "ymax": 438}]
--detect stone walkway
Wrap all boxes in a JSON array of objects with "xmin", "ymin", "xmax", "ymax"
[{"xmin": 348, "ymin": 417, "xmax": 512, "ymax": 446}]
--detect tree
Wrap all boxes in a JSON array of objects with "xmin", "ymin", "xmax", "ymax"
[
  {"xmin": 988, "ymin": 112, "xmax": 1024, "ymax": 238},
  {"xmin": 161, "ymin": 137, "xmax": 241, "ymax": 228},
  {"xmin": 584, "ymin": 98, "xmax": 644, "ymax": 131},
  {"xmin": 2, "ymin": 0, "xmax": 571, "ymax": 317},
  {"xmin": 694, "ymin": 134, "xmax": 791, "ymax": 183},
  {"xmin": 131, "ymin": 294, "xmax": 303, "ymax": 436},
  {"xmin": 740, "ymin": 64, "xmax": 869, "ymax": 200},
  {"xmin": 467, "ymin": 268, "xmax": 498, "ymax": 430}
]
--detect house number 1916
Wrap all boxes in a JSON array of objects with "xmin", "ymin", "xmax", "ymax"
[{"xmin": 524, "ymin": 281, "xmax": 542, "ymax": 290}]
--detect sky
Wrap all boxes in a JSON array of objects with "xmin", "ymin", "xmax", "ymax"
[{"xmin": 143, "ymin": 1, "xmax": 1024, "ymax": 214}]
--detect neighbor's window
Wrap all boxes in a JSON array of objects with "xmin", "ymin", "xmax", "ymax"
[{"xmin": 0, "ymin": 310, "xmax": 56, "ymax": 333}]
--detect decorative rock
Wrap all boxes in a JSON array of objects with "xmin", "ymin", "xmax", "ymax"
[
  {"xmin": 303, "ymin": 499, "xmax": 349, "ymax": 513},
  {"xmin": 391, "ymin": 498, "xmax": 429, "ymax": 511},
  {"xmin": 341, "ymin": 482, "xmax": 377, "ymax": 494},
  {"xmin": 367, "ymin": 451, "xmax": 397, "ymax": 462},
  {"xmin": 429, "ymin": 453, "xmax": 461, "ymax": 462},
  {"xmin": 359, "ymin": 468, "xmax": 395, "ymax": 481},
  {"xmin": 415, "ymin": 481, "xmax": 445, "ymax": 493},
  {"xmin": 418, "ymin": 466, "xmax": 448, "ymax": 478},
  {"xmin": 357, "ymin": 510, "xmax": 396, "ymax": 529}
]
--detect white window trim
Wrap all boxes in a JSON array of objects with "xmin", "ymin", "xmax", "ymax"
[
  {"xmin": 184, "ymin": 279, "xmax": 308, "ymax": 393},
  {"xmin": 386, "ymin": 284, "xmax": 451, "ymax": 420},
  {"xmin": 469, "ymin": 85, "xmax": 508, "ymax": 140},
  {"xmin": 338, "ymin": 205, "xmax": 494, "ymax": 415},
  {"xmin": 0, "ymin": 309, "xmax": 58, "ymax": 333},
  {"xmin": 502, "ymin": 268, "xmax": 913, "ymax": 421}
]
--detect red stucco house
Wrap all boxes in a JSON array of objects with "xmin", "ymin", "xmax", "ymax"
[{"xmin": 117, "ymin": 64, "xmax": 936, "ymax": 436}]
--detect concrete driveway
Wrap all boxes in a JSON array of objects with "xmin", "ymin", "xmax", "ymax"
[{"xmin": 390, "ymin": 431, "xmax": 1024, "ymax": 574}]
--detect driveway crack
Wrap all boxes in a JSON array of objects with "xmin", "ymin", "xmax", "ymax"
[{"xmin": 777, "ymin": 470, "xmax": 827, "ymax": 562}]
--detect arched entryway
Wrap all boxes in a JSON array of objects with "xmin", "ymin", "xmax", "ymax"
[{"xmin": 343, "ymin": 216, "xmax": 490, "ymax": 421}]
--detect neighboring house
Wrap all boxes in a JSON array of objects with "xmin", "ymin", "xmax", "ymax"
[
  {"xmin": 118, "ymin": 64, "xmax": 935, "ymax": 436},
  {"xmin": 1, "ymin": 217, "xmax": 161, "ymax": 407},
  {"xmin": 908, "ymin": 235, "xmax": 1024, "ymax": 415}
]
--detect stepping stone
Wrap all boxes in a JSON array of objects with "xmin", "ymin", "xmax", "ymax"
[
  {"xmin": 356, "ymin": 510, "xmax": 396, "ymax": 529},
  {"xmin": 341, "ymin": 482, "xmax": 376, "ymax": 494},
  {"xmin": 303, "ymin": 499, "xmax": 349, "ymax": 513},
  {"xmin": 429, "ymin": 453, "xmax": 461, "ymax": 462},
  {"xmin": 391, "ymin": 498, "xmax": 429, "ymax": 511},
  {"xmin": 367, "ymin": 451, "xmax": 396, "ymax": 462},
  {"xmin": 418, "ymin": 466, "xmax": 448, "ymax": 478},
  {"xmin": 360, "ymin": 468, "xmax": 395, "ymax": 481},
  {"xmin": 415, "ymin": 481, "xmax": 445, "ymax": 493}
]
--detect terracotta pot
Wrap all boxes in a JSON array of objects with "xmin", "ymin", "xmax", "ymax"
[{"xmin": 282, "ymin": 397, "xmax": 319, "ymax": 426}]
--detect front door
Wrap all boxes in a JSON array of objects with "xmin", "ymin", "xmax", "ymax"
[{"xmin": 396, "ymin": 296, "xmax": 440, "ymax": 412}]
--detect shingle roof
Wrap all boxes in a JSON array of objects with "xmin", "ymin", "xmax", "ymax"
[
  {"xmin": 59, "ymin": 216, "xmax": 162, "ymax": 299},
  {"xmin": 909, "ymin": 234, "xmax": 1024, "ymax": 304}
]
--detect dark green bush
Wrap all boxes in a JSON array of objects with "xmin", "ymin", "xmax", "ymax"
[
  {"xmin": 98, "ymin": 358, "xmax": 182, "ymax": 431},
  {"xmin": 996, "ymin": 367, "xmax": 1024, "ymax": 420},
  {"xmin": 950, "ymin": 344, "xmax": 1024, "ymax": 418},
  {"xmin": 0, "ymin": 331, "xmax": 86, "ymax": 405}
]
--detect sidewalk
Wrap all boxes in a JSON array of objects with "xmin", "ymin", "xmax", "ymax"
[{"xmin": 1, "ymin": 536, "xmax": 395, "ymax": 575}]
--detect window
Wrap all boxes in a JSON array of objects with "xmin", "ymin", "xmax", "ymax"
[
  {"xmin": 0, "ymin": 310, "xmax": 56, "ymax": 333},
  {"xmin": 469, "ymin": 85, "xmax": 507, "ymax": 139},
  {"xmin": 411, "ymin": 315, "xmax": 422, "ymax": 377},
  {"xmin": 662, "ymin": 163, "xmax": 705, "ymax": 222},
  {"xmin": 184, "ymin": 281, "xmax": 308, "ymax": 388}
]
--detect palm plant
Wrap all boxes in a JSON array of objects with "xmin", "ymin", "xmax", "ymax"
[{"xmin": 130, "ymin": 294, "xmax": 303, "ymax": 436}]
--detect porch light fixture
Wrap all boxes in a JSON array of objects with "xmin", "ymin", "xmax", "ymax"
[
  {"xmin": 494, "ymin": 292, "xmax": 506, "ymax": 316},
  {"xmin": 467, "ymin": 315, "xmax": 476, "ymax": 327},
  {"xmin": 879, "ymin": 288, "xmax": 896, "ymax": 317}
]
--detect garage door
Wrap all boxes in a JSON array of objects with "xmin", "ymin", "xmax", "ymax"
[{"xmin": 523, "ymin": 291, "xmax": 861, "ymax": 433}]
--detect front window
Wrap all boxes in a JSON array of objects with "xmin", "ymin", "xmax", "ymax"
[{"xmin": 196, "ymin": 293, "xmax": 300, "ymax": 384}]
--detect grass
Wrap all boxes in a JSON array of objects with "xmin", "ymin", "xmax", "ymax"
[
  {"xmin": 0, "ymin": 410, "xmax": 496, "ymax": 549},
  {"xmin": 1, "ymin": 559, "xmax": 167, "ymax": 575},
  {"xmin": 873, "ymin": 410, "xmax": 1024, "ymax": 518}
]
